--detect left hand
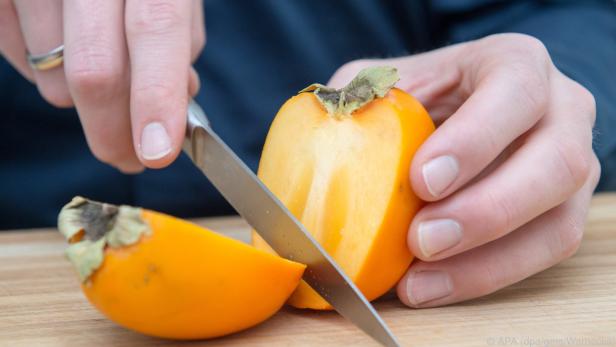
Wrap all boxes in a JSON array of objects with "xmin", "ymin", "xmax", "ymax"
[{"xmin": 328, "ymin": 33, "xmax": 600, "ymax": 307}]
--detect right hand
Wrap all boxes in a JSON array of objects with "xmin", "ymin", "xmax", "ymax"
[{"xmin": 0, "ymin": 0, "xmax": 206, "ymax": 172}]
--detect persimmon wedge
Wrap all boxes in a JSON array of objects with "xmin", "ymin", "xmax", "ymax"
[
  {"xmin": 253, "ymin": 66, "xmax": 435, "ymax": 309},
  {"xmin": 58, "ymin": 197, "xmax": 305, "ymax": 340}
]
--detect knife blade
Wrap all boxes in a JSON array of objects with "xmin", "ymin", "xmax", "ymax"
[{"xmin": 183, "ymin": 100, "xmax": 400, "ymax": 347}]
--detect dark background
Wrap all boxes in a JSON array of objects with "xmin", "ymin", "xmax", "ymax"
[{"xmin": 1, "ymin": 0, "xmax": 615, "ymax": 229}]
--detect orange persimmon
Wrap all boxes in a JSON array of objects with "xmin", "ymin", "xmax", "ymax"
[
  {"xmin": 253, "ymin": 66, "xmax": 435, "ymax": 309},
  {"xmin": 58, "ymin": 197, "xmax": 305, "ymax": 339}
]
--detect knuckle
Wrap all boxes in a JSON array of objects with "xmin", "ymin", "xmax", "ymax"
[
  {"xmin": 554, "ymin": 140, "xmax": 592, "ymax": 191},
  {"xmin": 519, "ymin": 35, "xmax": 549, "ymax": 58},
  {"xmin": 193, "ymin": 23, "xmax": 206, "ymax": 50},
  {"xmin": 569, "ymin": 81, "xmax": 597, "ymax": 125},
  {"xmin": 576, "ymin": 85, "xmax": 596, "ymax": 114},
  {"xmin": 191, "ymin": 33, "xmax": 205, "ymax": 61},
  {"xmin": 485, "ymin": 189, "xmax": 517, "ymax": 235},
  {"xmin": 478, "ymin": 260, "xmax": 506, "ymax": 296},
  {"xmin": 507, "ymin": 61, "xmax": 549, "ymax": 117},
  {"xmin": 498, "ymin": 33, "xmax": 550, "ymax": 63},
  {"xmin": 471, "ymin": 34, "xmax": 552, "ymax": 119},
  {"xmin": 477, "ymin": 119, "xmax": 501, "ymax": 150},
  {"xmin": 132, "ymin": 81, "xmax": 184, "ymax": 112},
  {"xmin": 66, "ymin": 50, "xmax": 124, "ymax": 98},
  {"xmin": 556, "ymin": 217, "xmax": 584, "ymax": 260},
  {"xmin": 68, "ymin": 68, "xmax": 124, "ymax": 99},
  {"xmin": 480, "ymin": 33, "xmax": 551, "ymax": 68},
  {"xmin": 37, "ymin": 84, "xmax": 73, "ymax": 108},
  {"xmin": 127, "ymin": 0, "xmax": 184, "ymax": 36},
  {"xmin": 134, "ymin": 82, "xmax": 175, "ymax": 101},
  {"xmin": 589, "ymin": 154, "xmax": 601, "ymax": 188}
]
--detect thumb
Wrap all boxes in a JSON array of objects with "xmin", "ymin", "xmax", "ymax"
[
  {"xmin": 327, "ymin": 59, "xmax": 381, "ymax": 88},
  {"xmin": 328, "ymin": 46, "xmax": 463, "ymax": 107}
]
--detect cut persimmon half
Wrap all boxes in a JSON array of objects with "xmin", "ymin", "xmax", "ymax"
[
  {"xmin": 253, "ymin": 66, "xmax": 435, "ymax": 309},
  {"xmin": 58, "ymin": 196, "xmax": 305, "ymax": 339}
]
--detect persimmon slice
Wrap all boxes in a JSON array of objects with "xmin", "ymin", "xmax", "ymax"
[{"xmin": 58, "ymin": 197, "xmax": 305, "ymax": 339}]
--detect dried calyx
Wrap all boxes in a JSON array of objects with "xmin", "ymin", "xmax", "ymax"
[
  {"xmin": 300, "ymin": 66, "xmax": 399, "ymax": 118},
  {"xmin": 57, "ymin": 196, "xmax": 151, "ymax": 283}
]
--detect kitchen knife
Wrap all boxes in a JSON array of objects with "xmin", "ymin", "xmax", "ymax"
[{"xmin": 183, "ymin": 100, "xmax": 400, "ymax": 347}]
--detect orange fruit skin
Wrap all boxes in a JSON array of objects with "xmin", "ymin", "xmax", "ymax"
[
  {"xmin": 81, "ymin": 210, "xmax": 306, "ymax": 339},
  {"xmin": 253, "ymin": 88, "xmax": 435, "ymax": 309}
]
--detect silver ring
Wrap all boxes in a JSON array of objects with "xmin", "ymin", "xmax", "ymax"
[{"xmin": 27, "ymin": 45, "xmax": 64, "ymax": 71}]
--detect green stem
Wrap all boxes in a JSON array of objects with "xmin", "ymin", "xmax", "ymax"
[
  {"xmin": 300, "ymin": 66, "xmax": 399, "ymax": 117},
  {"xmin": 57, "ymin": 197, "xmax": 151, "ymax": 283}
]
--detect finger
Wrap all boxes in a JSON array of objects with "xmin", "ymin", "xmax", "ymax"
[
  {"xmin": 410, "ymin": 35, "xmax": 552, "ymax": 200},
  {"xmin": 63, "ymin": 0, "xmax": 143, "ymax": 173},
  {"xmin": 189, "ymin": 66, "xmax": 200, "ymax": 97},
  {"xmin": 188, "ymin": 0, "xmax": 203, "ymax": 97},
  {"xmin": 125, "ymin": 0, "xmax": 193, "ymax": 168},
  {"xmin": 0, "ymin": 0, "xmax": 34, "ymax": 81},
  {"xmin": 408, "ymin": 72, "xmax": 595, "ymax": 261},
  {"xmin": 13, "ymin": 0, "xmax": 72, "ymax": 107},
  {"xmin": 326, "ymin": 46, "xmax": 463, "ymax": 115},
  {"xmin": 398, "ymin": 160, "xmax": 599, "ymax": 308},
  {"xmin": 191, "ymin": 0, "xmax": 205, "ymax": 62}
]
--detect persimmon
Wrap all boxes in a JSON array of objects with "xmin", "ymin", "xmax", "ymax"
[
  {"xmin": 58, "ymin": 196, "xmax": 305, "ymax": 339},
  {"xmin": 253, "ymin": 66, "xmax": 435, "ymax": 309}
]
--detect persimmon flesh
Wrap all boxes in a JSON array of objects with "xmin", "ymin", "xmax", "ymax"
[{"xmin": 253, "ymin": 67, "xmax": 435, "ymax": 309}]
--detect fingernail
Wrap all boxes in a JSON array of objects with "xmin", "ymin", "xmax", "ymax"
[
  {"xmin": 406, "ymin": 271, "xmax": 453, "ymax": 306},
  {"xmin": 140, "ymin": 122, "xmax": 171, "ymax": 160},
  {"xmin": 422, "ymin": 155, "xmax": 459, "ymax": 197},
  {"xmin": 418, "ymin": 219, "xmax": 462, "ymax": 257}
]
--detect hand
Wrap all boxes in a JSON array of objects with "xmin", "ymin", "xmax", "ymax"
[
  {"xmin": 0, "ymin": 0, "xmax": 205, "ymax": 172},
  {"xmin": 329, "ymin": 33, "xmax": 600, "ymax": 307}
]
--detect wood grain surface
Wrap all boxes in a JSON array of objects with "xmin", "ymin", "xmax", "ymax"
[{"xmin": 1, "ymin": 194, "xmax": 615, "ymax": 347}]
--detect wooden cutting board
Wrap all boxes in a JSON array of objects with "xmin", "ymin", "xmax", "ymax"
[{"xmin": 1, "ymin": 194, "xmax": 616, "ymax": 346}]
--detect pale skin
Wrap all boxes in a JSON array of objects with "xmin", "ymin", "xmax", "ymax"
[{"xmin": 0, "ymin": 1, "xmax": 599, "ymax": 308}]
